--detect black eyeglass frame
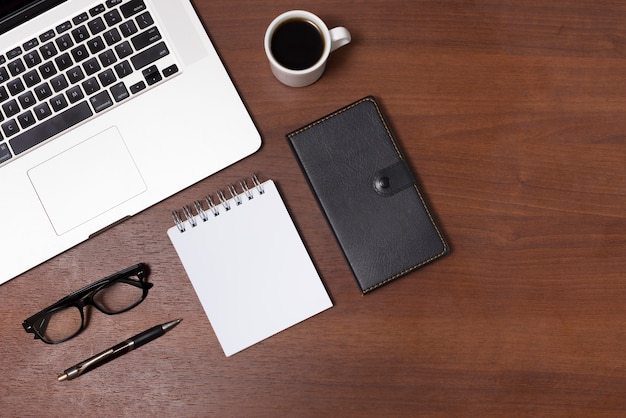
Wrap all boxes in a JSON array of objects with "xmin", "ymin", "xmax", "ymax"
[{"xmin": 22, "ymin": 263, "xmax": 153, "ymax": 344}]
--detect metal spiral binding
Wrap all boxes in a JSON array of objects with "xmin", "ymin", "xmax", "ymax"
[
  {"xmin": 252, "ymin": 173, "xmax": 264, "ymax": 194},
  {"xmin": 171, "ymin": 174, "xmax": 264, "ymax": 233},
  {"xmin": 216, "ymin": 189, "xmax": 230, "ymax": 211},
  {"xmin": 228, "ymin": 184, "xmax": 242, "ymax": 206},
  {"xmin": 205, "ymin": 194, "xmax": 219, "ymax": 217},
  {"xmin": 194, "ymin": 200, "xmax": 208, "ymax": 222},
  {"xmin": 240, "ymin": 178, "xmax": 254, "ymax": 200},
  {"xmin": 172, "ymin": 210, "xmax": 185, "ymax": 233},
  {"xmin": 182, "ymin": 205, "xmax": 196, "ymax": 228}
]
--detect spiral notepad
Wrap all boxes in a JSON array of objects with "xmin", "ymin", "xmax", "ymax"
[{"xmin": 167, "ymin": 176, "xmax": 332, "ymax": 356}]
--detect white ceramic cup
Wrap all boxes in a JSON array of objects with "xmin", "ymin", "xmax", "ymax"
[{"xmin": 264, "ymin": 10, "xmax": 351, "ymax": 87}]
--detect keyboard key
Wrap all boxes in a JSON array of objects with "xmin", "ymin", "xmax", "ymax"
[
  {"xmin": 132, "ymin": 27, "xmax": 161, "ymax": 50},
  {"xmin": 110, "ymin": 82, "xmax": 129, "ymax": 102},
  {"xmin": 104, "ymin": 10, "xmax": 122, "ymax": 26},
  {"xmin": 98, "ymin": 69, "xmax": 116, "ymax": 87},
  {"xmin": 33, "ymin": 103, "xmax": 52, "ymax": 120},
  {"xmin": 129, "ymin": 80, "xmax": 145, "ymax": 94},
  {"xmin": 3, "ymin": 99, "xmax": 19, "ymax": 117},
  {"xmin": 7, "ymin": 47, "xmax": 22, "ymax": 60},
  {"xmin": 24, "ymin": 70, "xmax": 41, "ymax": 87},
  {"xmin": 50, "ymin": 74, "xmax": 68, "ymax": 92},
  {"xmin": 23, "ymin": 38, "xmax": 39, "ymax": 51},
  {"xmin": 39, "ymin": 29, "xmax": 56, "ymax": 42},
  {"xmin": 83, "ymin": 57, "xmax": 101, "ymax": 75},
  {"xmin": 0, "ymin": 142, "xmax": 11, "ymax": 164},
  {"xmin": 90, "ymin": 4, "xmax": 106, "ymax": 16},
  {"xmin": 87, "ymin": 36, "xmax": 106, "ymax": 54},
  {"xmin": 50, "ymin": 94, "xmax": 68, "ymax": 112},
  {"xmin": 8, "ymin": 59, "xmax": 26, "ymax": 77},
  {"xmin": 56, "ymin": 21, "xmax": 72, "ymax": 34},
  {"xmin": 71, "ymin": 44, "xmax": 89, "ymax": 62},
  {"xmin": 0, "ymin": 86, "xmax": 9, "ymax": 102},
  {"xmin": 130, "ymin": 41, "xmax": 168, "ymax": 70},
  {"xmin": 99, "ymin": 49, "xmax": 117, "ymax": 67},
  {"xmin": 0, "ymin": 68, "xmax": 8, "ymax": 83},
  {"xmin": 115, "ymin": 41, "xmax": 133, "ymax": 59},
  {"xmin": 67, "ymin": 66, "xmax": 85, "ymax": 84},
  {"xmin": 114, "ymin": 60, "xmax": 132, "ymax": 78},
  {"xmin": 40, "ymin": 42, "xmax": 58, "ymax": 59},
  {"xmin": 2, "ymin": 119, "xmax": 19, "ymax": 137},
  {"xmin": 90, "ymin": 90, "xmax": 113, "ymax": 112},
  {"xmin": 9, "ymin": 102, "xmax": 93, "ymax": 155},
  {"xmin": 163, "ymin": 64, "xmax": 178, "ymax": 78},
  {"xmin": 39, "ymin": 61, "xmax": 57, "ymax": 79},
  {"xmin": 82, "ymin": 77, "xmax": 100, "ymax": 95},
  {"xmin": 120, "ymin": 20, "xmax": 138, "ymax": 38},
  {"xmin": 103, "ymin": 28, "xmax": 122, "ymax": 46},
  {"xmin": 55, "ymin": 53, "xmax": 73, "ymax": 71},
  {"xmin": 73, "ymin": 12, "xmax": 89, "ymax": 25},
  {"xmin": 136, "ymin": 12, "xmax": 153, "ymax": 30},
  {"xmin": 24, "ymin": 51, "xmax": 42, "ymax": 68},
  {"xmin": 88, "ymin": 17, "xmax": 107, "ymax": 35},
  {"xmin": 18, "ymin": 91, "xmax": 36, "ymax": 108},
  {"xmin": 121, "ymin": 0, "xmax": 146, "ymax": 18},
  {"xmin": 18, "ymin": 110, "xmax": 36, "ymax": 129},
  {"xmin": 56, "ymin": 34, "xmax": 74, "ymax": 51},
  {"xmin": 142, "ymin": 64, "xmax": 161, "ymax": 85},
  {"xmin": 67, "ymin": 86, "xmax": 84, "ymax": 103},
  {"xmin": 34, "ymin": 83, "xmax": 52, "ymax": 100},
  {"xmin": 72, "ymin": 25, "xmax": 91, "ymax": 43},
  {"xmin": 7, "ymin": 79, "xmax": 25, "ymax": 95},
  {"xmin": 106, "ymin": 0, "xmax": 123, "ymax": 7}
]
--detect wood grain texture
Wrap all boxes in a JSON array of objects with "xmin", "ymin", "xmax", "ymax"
[{"xmin": 2, "ymin": 1, "xmax": 625, "ymax": 416}]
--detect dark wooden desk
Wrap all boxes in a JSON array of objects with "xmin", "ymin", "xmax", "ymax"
[{"xmin": 2, "ymin": 1, "xmax": 625, "ymax": 416}]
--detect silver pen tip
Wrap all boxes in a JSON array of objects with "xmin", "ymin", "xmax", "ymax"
[
  {"xmin": 58, "ymin": 373, "xmax": 68, "ymax": 382},
  {"xmin": 162, "ymin": 319, "xmax": 182, "ymax": 332}
]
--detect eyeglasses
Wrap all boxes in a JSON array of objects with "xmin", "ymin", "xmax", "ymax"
[{"xmin": 22, "ymin": 263, "xmax": 153, "ymax": 344}]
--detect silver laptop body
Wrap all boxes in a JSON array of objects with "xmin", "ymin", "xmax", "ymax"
[{"xmin": 0, "ymin": 0, "xmax": 261, "ymax": 285}]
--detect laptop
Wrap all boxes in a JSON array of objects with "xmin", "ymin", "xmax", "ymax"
[{"xmin": 0, "ymin": 0, "xmax": 262, "ymax": 285}]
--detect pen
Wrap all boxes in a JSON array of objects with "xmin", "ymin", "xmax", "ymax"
[{"xmin": 58, "ymin": 319, "xmax": 182, "ymax": 382}]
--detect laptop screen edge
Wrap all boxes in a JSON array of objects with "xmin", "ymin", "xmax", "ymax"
[{"xmin": 0, "ymin": 0, "xmax": 67, "ymax": 35}]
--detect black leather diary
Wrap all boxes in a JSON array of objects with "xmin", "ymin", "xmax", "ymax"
[{"xmin": 287, "ymin": 96, "xmax": 449, "ymax": 294}]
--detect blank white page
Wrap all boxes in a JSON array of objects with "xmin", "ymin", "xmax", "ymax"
[{"xmin": 167, "ymin": 179, "xmax": 332, "ymax": 356}]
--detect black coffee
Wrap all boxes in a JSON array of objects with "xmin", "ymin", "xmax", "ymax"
[{"xmin": 271, "ymin": 19, "xmax": 324, "ymax": 70}]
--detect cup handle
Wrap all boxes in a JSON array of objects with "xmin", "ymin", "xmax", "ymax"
[{"xmin": 329, "ymin": 27, "xmax": 351, "ymax": 53}]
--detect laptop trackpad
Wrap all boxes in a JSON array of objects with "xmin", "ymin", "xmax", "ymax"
[{"xmin": 28, "ymin": 127, "xmax": 147, "ymax": 236}]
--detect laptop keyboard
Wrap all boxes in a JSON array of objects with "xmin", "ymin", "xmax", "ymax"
[{"xmin": 0, "ymin": 0, "xmax": 179, "ymax": 166}]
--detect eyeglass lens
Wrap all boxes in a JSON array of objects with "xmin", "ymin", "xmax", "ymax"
[
  {"xmin": 36, "ymin": 277, "xmax": 146, "ymax": 343},
  {"xmin": 37, "ymin": 306, "xmax": 83, "ymax": 343},
  {"xmin": 92, "ymin": 279, "xmax": 146, "ymax": 313}
]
